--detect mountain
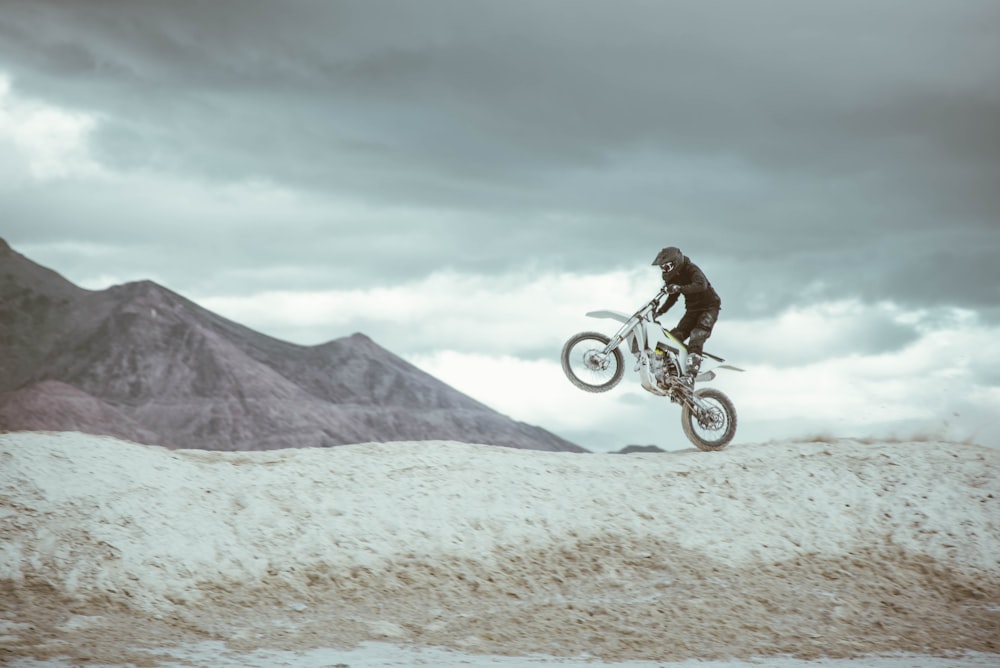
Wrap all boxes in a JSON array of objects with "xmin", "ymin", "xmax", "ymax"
[{"xmin": 0, "ymin": 238, "xmax": 583, "ymax": 452}]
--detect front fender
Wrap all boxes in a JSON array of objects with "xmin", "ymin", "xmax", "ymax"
[{"xmin": 586, "ymin": 310, "xmax": 631, "ymax": 324}]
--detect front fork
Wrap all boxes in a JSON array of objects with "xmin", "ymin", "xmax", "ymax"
[
  {"xmin": 601, "ymin": 315, "xmax": 642, "ymax": 356},
  {"xmin": 678, "ymin": 388, "xmax": 714, "ymax": 419}
]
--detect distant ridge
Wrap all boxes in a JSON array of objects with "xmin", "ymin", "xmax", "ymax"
[
  {"xmin": 614, "ymin": 444, "xmax": 667, "ymax": 454},
  {"xmin": 0, "ymin": 238, "xmax": 584, "ymax": 452}
]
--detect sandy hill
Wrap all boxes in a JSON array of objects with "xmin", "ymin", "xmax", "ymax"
[
  {"xmin": 1, "ymin": 431, "xmax": 996, "ymax": 665},
  {"xmin": 0, "ymin": 238, "xmax": 581, "ymax": 452}
]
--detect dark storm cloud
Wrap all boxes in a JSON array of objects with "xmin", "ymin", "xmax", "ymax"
[{"xmin": 2, "ymin": 0, "xmax": 998, "ymax": 314}]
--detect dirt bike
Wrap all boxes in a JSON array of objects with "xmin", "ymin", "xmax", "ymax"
[{"xmin": 561, "ymin": 287, "xmax": 743, "ymax": 451}]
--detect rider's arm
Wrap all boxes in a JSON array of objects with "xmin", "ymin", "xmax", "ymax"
[
  {"xmin": 655, "ymin": 292, "xmax": 679, "ymax": 317},
  {"xmin": 673, "ymin": 264, "xmax": 708, "ymax": 294}
]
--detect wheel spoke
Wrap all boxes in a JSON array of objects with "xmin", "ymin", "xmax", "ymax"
[
  {"xmin": 561, "ymin": 332, "xmax": 624, "ymax": 393},
  {"xmin": 681, "ymin": 387, "xmax": 737, "ymax": 451}
]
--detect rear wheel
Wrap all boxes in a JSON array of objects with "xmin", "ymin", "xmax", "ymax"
[
  {"xmin": 681, "ymin": 387, "xmax": 737, "ymax": 451},
  {"xmin": 561, "ymin": 332, "xmax": 624, "ymax": 392}
]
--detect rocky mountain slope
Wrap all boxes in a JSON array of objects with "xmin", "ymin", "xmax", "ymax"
[{"xmin": 0, "ymin": 238, "xmax": 582, "ymax": 452}]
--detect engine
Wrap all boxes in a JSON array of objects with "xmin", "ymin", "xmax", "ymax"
[{"xmin": 651, "ymin": 349, "xmax": 678, "ymax": 388}]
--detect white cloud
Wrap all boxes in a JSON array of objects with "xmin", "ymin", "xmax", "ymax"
[
  {"xmin": 716, "ymin": 311, "xmax": 1000, "ymax": 446},
  {"xmin": 406, "ymin": 350, "xmax": 644, "ymax": 436},
  {"xmin": 196, "ymin": 268, "xmax": 656, "ymax": 352},
  {"xmin": 0, "ymin": 75, "xmax": 103, "ymax": 182},
  {"xmin": 409, "ymin": 297, "xmax": 1000, "ymax": 451},
  {"xmin": 708, "ymin": 299, "xmax": 925, "ymax": 365},
  {"xmin": 194, "ymin": 274, "xmax": 1000, "ymax": 451}
]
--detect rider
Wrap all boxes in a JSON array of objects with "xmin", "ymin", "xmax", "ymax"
[{"xmin": 651, "ymin": 247, "xmax": 721, "ymax": 377}]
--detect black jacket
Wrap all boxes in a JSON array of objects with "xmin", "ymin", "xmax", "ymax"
[{"xmin": 657, "ymin": 257, "xmax": 721, "ymax": 315}]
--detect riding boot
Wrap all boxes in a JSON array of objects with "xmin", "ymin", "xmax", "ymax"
[{"xmin": 687, "ymin": 353, "xmax": 702, "ymax": 377}]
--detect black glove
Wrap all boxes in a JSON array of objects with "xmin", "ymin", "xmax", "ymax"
[{"xmin": 666, "ymin": 284, "xmax": 682, "ymax": 294}]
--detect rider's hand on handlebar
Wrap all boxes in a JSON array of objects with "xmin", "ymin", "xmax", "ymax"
[{"xmin": 666, "ymin": 284, "xmax": 681, "ymax": 294}]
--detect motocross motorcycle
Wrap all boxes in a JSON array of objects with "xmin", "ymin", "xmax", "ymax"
[{"xmin": 561, "ymin": 288, "xmax": 743, "ymax": 451}]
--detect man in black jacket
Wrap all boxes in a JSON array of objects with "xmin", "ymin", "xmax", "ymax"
[{"xmin": 651, "ymin": 246, "xmax": 721, "ymax": 377}]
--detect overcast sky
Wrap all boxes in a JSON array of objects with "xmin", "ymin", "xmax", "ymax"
[{"xmin": 2, "ymin": 0, "xmax": 998, "ymax": 451}]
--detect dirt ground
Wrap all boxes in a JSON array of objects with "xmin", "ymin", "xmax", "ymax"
[{"xmin": 4, "ymin": 536, "xmax": 998, "ymax": 666}]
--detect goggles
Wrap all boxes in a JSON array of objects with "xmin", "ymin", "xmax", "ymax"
[{"xmin": 660, "ymin": 261, "xmax": 675, "ymax": 273}]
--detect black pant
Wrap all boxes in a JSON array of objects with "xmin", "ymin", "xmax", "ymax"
[{"xmin": 670, "ymin": 308, "xmax": 719, "ymax": 356}]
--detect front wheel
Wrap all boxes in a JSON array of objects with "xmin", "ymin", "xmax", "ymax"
[
  {"xmin": 681, "ymin": 387, "xmax": 737, "ymax": 451},
  {"xmin": 561, "ymin": 332, "xmax": 624, "ymax": 393}
]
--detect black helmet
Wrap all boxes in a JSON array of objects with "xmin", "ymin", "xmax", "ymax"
[{"xmin": 652, "ymin": 246, "xmax": 684, "ymax": 275}]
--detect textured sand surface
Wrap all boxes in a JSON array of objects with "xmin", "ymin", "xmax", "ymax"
[{"xmin": 2, "ymin": 432, "xmax": 997, "ymax": 665}]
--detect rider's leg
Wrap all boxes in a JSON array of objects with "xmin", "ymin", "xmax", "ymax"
[
  {"xmin": 671, "ymin": 312, "xmax": 700, "ymax": 377},
  {"xmin": 670, "ymin": 311, "xmax": 698, "ymax": 343},
  {"xmin": 686, "ymin": 309, "xmax": 719, "ymax": 375},
  {"xmin": 685, "ymin": 309, "xmax": 719, "ymax": 355}
]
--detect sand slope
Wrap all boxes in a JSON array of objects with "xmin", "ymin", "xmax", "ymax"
[{"xmin": 1, "ymin": 432, "xmax": 997, "ymax": 664}]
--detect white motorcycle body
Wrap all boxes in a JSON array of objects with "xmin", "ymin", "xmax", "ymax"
[
  {"xmin": 585, "ymin": 309, "xmax": 741, "ymax": 396},
  {"xmin": 561, "ymin": 289, "xmax": 743, "ymax": 450}
]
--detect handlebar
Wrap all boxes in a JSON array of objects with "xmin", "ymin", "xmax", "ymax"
[{"xmin": 644, "ymin": 288, "xmax": 669, "ymax": 318}]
